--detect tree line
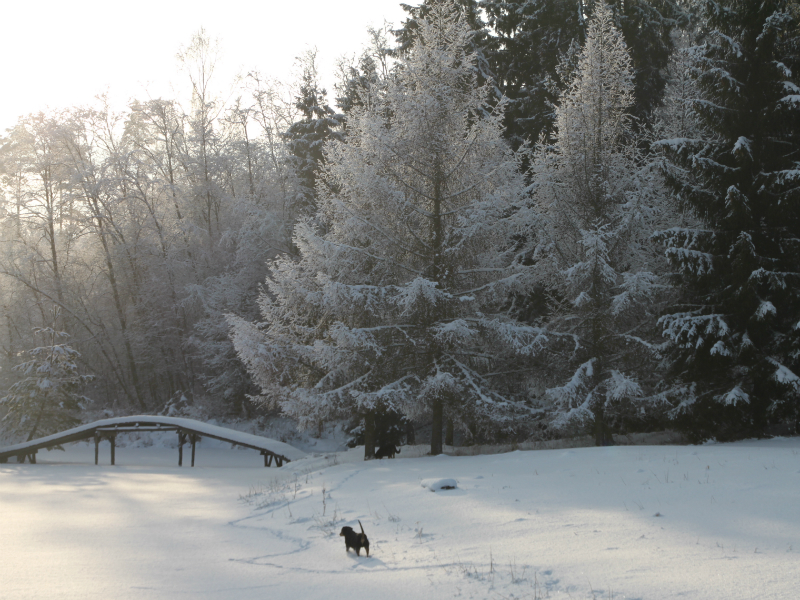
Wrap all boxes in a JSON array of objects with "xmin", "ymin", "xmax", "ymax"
[{"xmin": 2, "ymin": 0, "xmax": 799, "ymax": 454}]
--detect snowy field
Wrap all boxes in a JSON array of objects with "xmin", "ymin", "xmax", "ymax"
[{"xmin": 2, "ymin": 437, "xmax": 799, "ymax": 600}]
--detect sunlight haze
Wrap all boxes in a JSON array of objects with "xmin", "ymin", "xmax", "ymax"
[{"xmin": 0, "ymin": 0, "xmax": 407, "ymax": 131}]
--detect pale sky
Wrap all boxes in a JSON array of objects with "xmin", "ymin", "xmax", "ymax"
[{"xmin": 0, "ymin": 0, "xmax": 409, "ymax": 131}]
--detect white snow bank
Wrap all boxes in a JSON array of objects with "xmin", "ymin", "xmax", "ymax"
[{"xmin": 420, "ymin": 478, "xmax": 458, "ymax": 491}]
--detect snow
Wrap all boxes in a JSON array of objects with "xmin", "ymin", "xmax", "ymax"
[
  {"xmin": 720, "ymin": 385, "xmax": 750, "ymax": 406},
  {"xmin": 605, "ymin": 370, "xmax": 642, "ymax": 402},
  {"xmin": 771, "ymin": 360, "xmax": 800, "ymax": 388},
  {"xmin": 732, "ymin": 136, "xmax": 751, "ymax": 156},
  {"xmin": 420, "ymin": 477, "xmax": 459, "ymax": 491},
  {"xmin": 782, "ymin": 81, "xmax": 800, "ymax": 94},
  {"xmin": 2, "ymin": 438, "xmax": 799, "ymax": 599},
  {"xmin": 710, "ymin": 340, "xmax": 731, "ymax": 357},
  {"xmin": 756, "ymin": 300, "xmax": 777, "ymax": 320}
]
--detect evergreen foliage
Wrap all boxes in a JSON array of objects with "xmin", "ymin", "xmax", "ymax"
[
  {"xmin": 394, "ymin": 0, "xmax": 495, "ymax": 88},
  {"xmin": 284, "ymin": 51, "xmax": 344, "ymax": 212},
  {"xmin": 334, "ymin": 26, "xmax": 393, "ymax": 131},
  {"xmin": 4, "ymin": 2, "xmax": 800, "ymax": 447},
  {"xmin": 654, "ymin": 0, "xmax": 800, "ymax": 440},
  {"xmin": 231, "ymin": 1, "xmax": 540, "ymax": 457},
  {"xmin": 481, "ymin": 0, "xmax": 587, "ymax": 148},
  {"xmin": 1, "ymin": 319, "xmax": 92, "ymax": 444},
  {"xmin": 481, "ymin": 0, "xmax": 686, "ymax": 147},
  {"xmin": 346, "ymin": 406, "xmax": 412, "ymax": 448},
  {"xmin": 613, "ymin": 0, "xmax": 689, "ymax": 123},
  {"xmin": 525, "ymin": 2, "xmax": 677, "ymax": 443},
  {"xmin": 335, "ymin": 51, "xmax": 384, "ymax": 119}
]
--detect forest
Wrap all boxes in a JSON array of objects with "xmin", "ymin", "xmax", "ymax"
[{"xmin": 1, "ymin": 0, "xmax": 798, "ymax": 455}]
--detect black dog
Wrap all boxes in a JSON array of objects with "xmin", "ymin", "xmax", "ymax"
[
  {"xmin": 340, "ymin": 520, "xmax": 370, "ymax": 556},
  {"xmin": 375, "ymin": 444, "xmax": 400, "ymax": 459}
]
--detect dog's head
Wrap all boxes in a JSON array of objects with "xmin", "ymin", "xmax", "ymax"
[{"xmin": 340, "ymin": 526, "xmax": 355, "ymax": 537}]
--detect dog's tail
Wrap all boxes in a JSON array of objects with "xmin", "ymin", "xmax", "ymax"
[{"xmin": 358, "ymin": 519, "xmax": 365, "ymax": 534}]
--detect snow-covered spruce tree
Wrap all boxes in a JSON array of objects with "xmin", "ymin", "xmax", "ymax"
[
  {"xmin": 653, "ymin": 1, "xmax": 800, "ymax": 440},
  {"xmin": 480, "ymin": 0, "xmax": 687, "ymax": 149},
  {"xmin": 231, "ymin": 1, "xmax": 540, "ymax": 457},
  {"xmin": 283, "ymin": 50, "xmax": 344, "ymax": 214},
  {"xmin": 335, "ymin": 26, "xmax": 392, "ymax": 128},
  {"xmin": 527, "ymin": 2, "xmax": 676, "ymax": 444},
  {"xmin": 0, "ymin": 321, "xmax": 92, "ymax": 448},
  {"xmin": 652, "ymin": 32, "xmax": 707, "ymax": 144}
]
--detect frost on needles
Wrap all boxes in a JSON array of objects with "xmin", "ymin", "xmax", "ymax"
[{"xmin": 230, "ymin": 2, "xmax": 542, "ymax": 457}]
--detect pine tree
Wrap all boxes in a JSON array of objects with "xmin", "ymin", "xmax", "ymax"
[
  {"xmin": 335, "ymin": 48, "xmax": 383, "ymax": 119},
  {"xmin": 654, "ymin": 0, "xmax": 800, "ymax": 440},
  {"xmin": 613, "ymin": 0, "xmax": 689, "ymax": 124},
  {"xmin": 395, "ymin": 0, "xmax": 488, "ymax": 52},
  {"xmin": 527, "ymin": 2, "xmax": 676, "ymax": 443},
  {"xmin": 231, "ymin": 1, "xmax": 540, "ymax": 457},
  {"xmin": 1, "ymin": 317, "xmax": 92, "ymax": 446},
  {"xmin": 334, "ymin": 27, "xmax": 392, "ymax": 131},
  {"xmin": 481, "ymin": 0, "xmax": 687, "ymax": 147},
  {"xmin": 283, "ymin": 50, "xmax": 344, "ymax": 213},
  {"xmin": 394, "ymin": 0, "xmax": 494, "ymax": 88},
  {"xmin": 481, "ymin": 0, "xmax": 586, "ymax": 148}
]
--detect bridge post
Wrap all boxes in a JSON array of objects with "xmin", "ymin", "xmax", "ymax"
[
  {"xmin": 190, "ymin": 434, "xmax": 197, "ymax": 467},
  {"xmin": 94, "ymin": 434, "xmax": 99, "ymax": 465},
  {"xmin": 110, "ymin": 434, "xmax": 116, "ymax": 466},
  {"xmin": 178, "ymin": 430, "xmax": 186, "ymax": 467}
]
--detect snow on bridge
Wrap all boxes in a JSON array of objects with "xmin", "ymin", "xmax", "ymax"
[{"xmin": 0, "ymin": 416, "xmax": 306, "ymax": 467}]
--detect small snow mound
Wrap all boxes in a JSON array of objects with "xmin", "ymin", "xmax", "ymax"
[{"xmin": 421, "ymin": 478, "xmax": 458, "ymax": 492}]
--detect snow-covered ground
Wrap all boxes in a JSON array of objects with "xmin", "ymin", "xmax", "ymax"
[{"xmin": 2, "ymin": 437, "xmax": 798, "ymax": 599}]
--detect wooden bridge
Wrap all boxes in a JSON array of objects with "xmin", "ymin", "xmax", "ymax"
[{"xmin": 0, "ymin": 416, "xmax": 306, "ymax": 467}]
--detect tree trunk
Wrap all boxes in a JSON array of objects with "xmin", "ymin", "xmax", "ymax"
[
  {"xmin": 363, "ymin": 411, "xmax": 376, "ymax": 460},
  {"xmin": 430, "ymin": 398, "xmax": 444, "ymax": 455},
  {"xmin": 445, "ymin": 418, "xmax": 454, "ymax": 447},
  {"xmin": 89, "ymin": 204, "xmax": 147, "ymax": 412},
  {"xmin": 4, "ymin": 310, "xmax": 14, "ymax": 362},
  {"xmin": 26, "ymin": 395, "xmax": 48, "ymax": 442},
  {"xmin": 428, "ymin": 155, "xmax": 446, "ymax": 457},
  {"xmin": 594, "ymin": 404, "xmax": 607, "ymax": 446},
  {"xmin": 406, "ymin": 420, "xmax": 416, "ymax": 445}
]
